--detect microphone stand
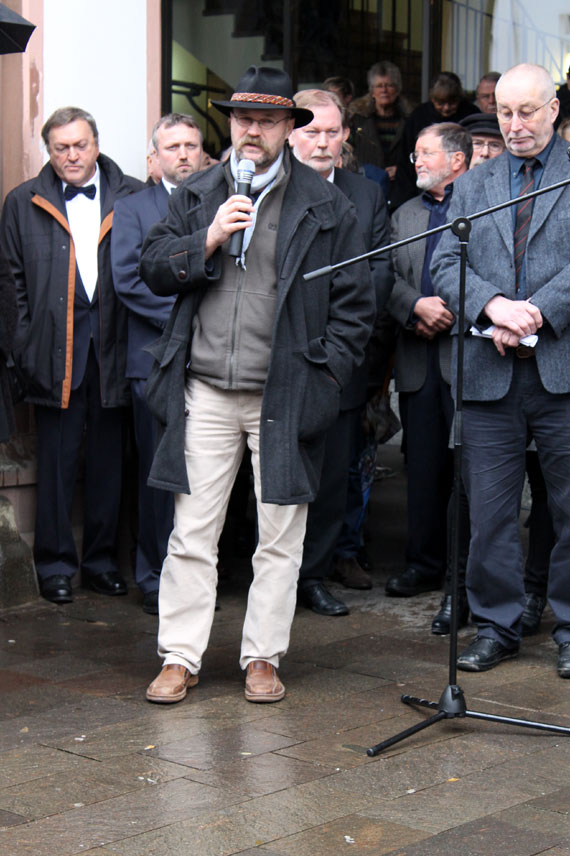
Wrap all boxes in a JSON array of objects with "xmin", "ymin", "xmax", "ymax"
[{"xmin": 304, "ymin": 176, "xmax": 570, "ymax": 756}]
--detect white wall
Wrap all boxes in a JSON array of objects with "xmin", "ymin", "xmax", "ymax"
[{"xmin": 43, "ymin": 0, "xmax": 148, "ymax": 179}]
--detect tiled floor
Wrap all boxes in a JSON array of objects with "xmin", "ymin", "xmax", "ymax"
[{"xmin": 1, "ymin": 446, "xmax": 569, "ymax": 855}]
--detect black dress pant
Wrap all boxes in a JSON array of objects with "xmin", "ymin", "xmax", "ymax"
[
  {"xmin": 399, "ymin": 343, "xmax": 454, "ymax": 581},
  {"xmin": 34, "ymin": 346, "xmax": 125, "ymax": 580},
  {"xmin": 299, "ymin": 408, "xmax": 360, "ymax": 586},
  {"xmin": 131, "ymin": 378, "xmax": 174, "ymax": 594}
]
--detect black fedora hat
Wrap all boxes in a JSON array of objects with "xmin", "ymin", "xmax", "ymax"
[
  {"xmin": 211, "ymin": 65, "xmax": 313, "ymax": 128},
  {"xmin": 459, "ymin": 112, "xmax": 502, "ymax": 137}
]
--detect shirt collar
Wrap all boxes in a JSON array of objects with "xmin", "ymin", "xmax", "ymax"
[
  {"xmin": 421, "ymin": 181, "xmax": 454, "ymax": 210},
  {"xmin": 161, "ymin": 177, "xmax": 177, "ymax": 195},
  {"xmin": 62, "ymin": 162, "xmax": 100, "ymax": 198},
  {"xmin": 507, "ymin": 131, "xmax": 557, "ymax": 175}
]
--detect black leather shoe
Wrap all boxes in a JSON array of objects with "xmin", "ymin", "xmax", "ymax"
[
  {"xmin": 143, "ymin": 590, "xmax": 159, "ymax": 614},
  {"xmin": 385, "ymin": 567, "xmax": 441, "ymax": 597},
  {"xmin": 431, "ymin": 594, "xmax": 469, "ymax": 635},
  {"xmin": 298, "ymin": 583, "xmax": 349, "ymax": 616},
  {"xmin": 557, "ymin": 642, "xmax": 570, "ymax": 678},
  {"xmin": 39, "ymin": 574, "xmax": 73, "ymax": 604},
  {"xmin": 457, "ymin": 635, "xmax": 518, "ymax": 672},
  {"xmin": 521, "ymin": 593, "xmax": 546, "ymax": 637},
  {"xmin": 81, "ymin": 571, "xmax": 128, "ymax": 596}
]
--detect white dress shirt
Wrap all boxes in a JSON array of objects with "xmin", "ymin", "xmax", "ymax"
[
  {"xmin": 161, "ymin": 177, "xmax": 176, "ymax": 195},
  {"xmin": 63, "ymin": 164, "xmax": 101, "ymax": 302}
]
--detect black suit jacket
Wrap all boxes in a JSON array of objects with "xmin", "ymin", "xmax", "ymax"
[
  {"xmin": 333, "ymin": 168, "xmax": 393, "ymax": 408},
  {"xmin": 111, "ymin": 181, "xmax": 175, "ymax": 379}
]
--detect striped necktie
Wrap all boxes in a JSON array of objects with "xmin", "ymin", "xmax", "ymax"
[{"xmin": 514, "ymin": 158, "xmax": 538, "ymax": 292}]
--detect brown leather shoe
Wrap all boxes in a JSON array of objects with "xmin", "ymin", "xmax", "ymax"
[
  {"xmin": 145, "ymin": 664, "xmax": 198, "ymax": 704},
  {"xmin": 244, "ymin": 660, "xmax": 285, "ymax": 703}
]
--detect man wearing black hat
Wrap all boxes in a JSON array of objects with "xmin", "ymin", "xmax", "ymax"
[
  {"xmin": 460, "ymin": 112, "xmax": 505, "ymax": 167},
  {"xmin": 140, "ymin": 66, "xmax": 374, "ymax": 705}
]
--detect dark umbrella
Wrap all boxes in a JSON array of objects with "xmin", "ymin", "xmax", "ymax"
[{"xmin": 0, "ymin": 3, "xmax": 35, "ymax": 55}]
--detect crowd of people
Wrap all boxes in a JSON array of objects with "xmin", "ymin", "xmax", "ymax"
[{"xmin": 1, "ymin": 57, "xmax": 570, "ymax": 704}]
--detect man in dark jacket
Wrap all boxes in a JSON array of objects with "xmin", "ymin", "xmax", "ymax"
[
  {"xmin": 385, "ymin": 123, "xmax": 470, "ymax": 600},
  {"xmin": 111, "ymin": 113, "xmax": 203, "ymax": 615},
  {"xmin": 140, "ymin": 66, "xmax": 374, "ymax": 705},
  {"xmin": 1, "ymin": 106, "xmax": 143, "ymax": 604},
  {"xmin": 289, "ymin": 88, "xmax": 393, "ymax": 615}
]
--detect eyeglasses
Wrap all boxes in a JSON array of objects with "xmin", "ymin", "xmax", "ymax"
[
  {"xmin": 472, "ymin": 139, "xmax": 505, "ymax": 154},
  {"xmin": 373, "ymin": 82, "xmax": 397, "ymax": 91},
  {"xmin": 410, "ymin": 149, "xmax": 453, "ymax": 163},
  {"xmin": 231, "ymin": 114, "xmax": 290, "ymax": 131},
  {"xmin": 497, "ymin": 98, "xmax": 554, "ymax": 123}
]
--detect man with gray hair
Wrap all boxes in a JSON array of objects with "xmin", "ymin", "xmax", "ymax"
[
  {"xmin": 1, "ymin": 106, "xmax": 143, "ymax": 603},
  {"xmin": 474, "ymin": 71, "xmax": 501, "ymax": 114},
  {"xmin": 385, "ymin": 122, "xmax": 471, "ymax": 599},
  {"xmin": 111, "ymin": 113, "xmax": 204, "ymax": 613},
  {"xmin": 432, "ymin": 63, "xmax": 570, "ymax": 677}
]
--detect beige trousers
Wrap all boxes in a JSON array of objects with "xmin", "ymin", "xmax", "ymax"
[{"xmin": 157, "ymin": 378, "xmax": 308, "ymax": 673}]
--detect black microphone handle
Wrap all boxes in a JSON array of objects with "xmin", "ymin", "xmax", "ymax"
[{"xmin": 228, "ymin": 179, "xmax": 252, "ymax": 257}]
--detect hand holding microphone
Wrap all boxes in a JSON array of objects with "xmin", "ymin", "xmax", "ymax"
[
  {"xmin": 228, "ymin": 159, "xmax": 255, "ymax": 258},
  {"xmin": 205, "ymin": 159, "xmax": 256, "ymax": 261}
]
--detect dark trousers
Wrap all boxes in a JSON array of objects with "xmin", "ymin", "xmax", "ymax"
[
  {"xmin": 400, "ymin": 343, "xmax": 454, "ymax": 580},
  {"xmin": 443, "ymin": 450, "xmax": 554, "ymax": 597},
  {"xmin": 299, "ymin": 408, "xmax": 360, "ymax": 586},
  {"xmin": 335, "ymin": 422, "xmax": 367, "ymax": 558},
  {"xmin": 131, "ymin": 378, "xmax": 174, "ymax": 593},
  {"xmin": 462, "ymin": 358, "xmax": 570, "ymax": 647},
  {"xmin": 34, "ymin": 347, "xmax": 125, "ymax": 580}
]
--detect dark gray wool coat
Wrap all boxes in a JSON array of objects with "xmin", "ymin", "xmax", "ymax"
[{"xmin": 139, "ymin": 153, "xmax": 375, "ymax": 505}]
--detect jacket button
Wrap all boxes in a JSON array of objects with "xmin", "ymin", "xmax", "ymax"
[{"xmin": 177, "ymin": 270, "xmax": 187, "ymax": 280}]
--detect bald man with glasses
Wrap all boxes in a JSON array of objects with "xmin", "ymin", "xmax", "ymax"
[{"xmin": 432, "ymin": 63, "xmax": 570, "ymax": 678}]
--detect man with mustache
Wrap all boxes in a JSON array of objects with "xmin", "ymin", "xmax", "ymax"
[{"xmin": 140, "ymin": 66, "xmax": 374, "ymax": 704}]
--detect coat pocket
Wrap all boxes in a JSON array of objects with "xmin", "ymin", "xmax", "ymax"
[
  {"xmin": 144, "ymin": 335, "xmax": 185, "ymax": 425},
  {"xmin": 297, "ymin": 354, "xmax": 341, "ymax": 443}
]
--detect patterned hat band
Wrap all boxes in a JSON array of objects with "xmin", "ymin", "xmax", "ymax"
[{"xmin": 231, "ymin": 92, "xmax": 295, "ymax": 108}]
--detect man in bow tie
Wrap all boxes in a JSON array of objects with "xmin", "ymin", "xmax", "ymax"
[
  {"xmin": 0, "ymin": 106, "xmax": 143, "ymax": 604},
  {"xmin": 140, "ymin": 66, "xmax": 374, "ymax": 705}
]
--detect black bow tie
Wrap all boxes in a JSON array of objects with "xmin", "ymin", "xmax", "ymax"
[{"xmin": 64, "ymin": 183, "xmax": 96, "ymax": 201}]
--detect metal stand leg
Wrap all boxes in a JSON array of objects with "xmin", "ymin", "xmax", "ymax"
[{"xmin": 367, "ymin": 217, "xmax": 570, "ymax": 756}]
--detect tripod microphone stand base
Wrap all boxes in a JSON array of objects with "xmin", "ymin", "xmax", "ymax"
[{"xmin": 367, "ymin": 683, "xmax": 570, "ymax": 756}]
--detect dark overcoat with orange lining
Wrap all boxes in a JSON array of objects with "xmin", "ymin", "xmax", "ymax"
[{"xmin": 0, "ymin": 154, "xmax": 142, "ymax": 408}]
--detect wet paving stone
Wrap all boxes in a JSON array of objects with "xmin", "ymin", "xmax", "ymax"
[
  {"xmin": 0, "ymin": 696, "xmax": 147, "ymax": 752},
  {"xmin": 364, "ymin": 766, "xmax": 551, "ymax": 833},
  {"xmin": 258, "ymin": 813, "xmax": 430, "ymax": 855},
  {"xmin": 0, "ymin": 744, "xmax": 105, "ymax": 789},
  {"xmin": 90, "ymin": 780, "xmax": 376, "ymax": 856},
  {"xmin": 493, "ymin": 802, "xmax": 570, "ymax": 837},
  {"xmin": 382, "ymin": 815, "xmax": 559, "ymax": 855},
  {"xmin": 0, "ymin": 778, "xmax": 246, "ymax": 854},
  {"xmin": 183, "ymin": 751, "xmax": 336, "ymax": 798},
  {"xmin": 0, "ymin": 753, "xmax": 193, "ymax": 819},
  {"xmin": 0, "ymin": 808, "xmax": 28, "ymax": 828},
  {"xmin": 150, "ymin": 721, "xmax": 302, "ymax": 770}
]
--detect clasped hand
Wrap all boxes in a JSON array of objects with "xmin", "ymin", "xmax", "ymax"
[{"xmin": 484, "ymin": 296, "xmax": 543, "ymax": 356}]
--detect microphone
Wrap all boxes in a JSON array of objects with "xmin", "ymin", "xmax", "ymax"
[{"xmin": 228, "ymin": 159, "xmax": 255, "ymax": 258}]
